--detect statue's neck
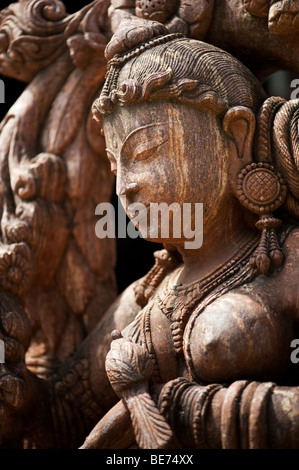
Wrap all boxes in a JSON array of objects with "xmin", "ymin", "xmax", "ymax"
[{"xmin": 175, "ymin": 200, "xmax": 256, "ymax": 285}]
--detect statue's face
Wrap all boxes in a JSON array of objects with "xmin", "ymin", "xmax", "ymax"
[{"xmin": 103, "ymin": 101, "xmax": 230, "ymax": 245}]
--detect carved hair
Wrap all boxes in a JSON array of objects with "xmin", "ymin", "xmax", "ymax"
[
  {"xmin": 93, "ymin": 32, "xmax": 265, "ymax": 119},
  {"xmin": 254, "ymin": 96, "xmax": 299, "ymax": 221},
  {"xmin": 272, "ymin": 99, "xmax": 299, "ymax": 220}
]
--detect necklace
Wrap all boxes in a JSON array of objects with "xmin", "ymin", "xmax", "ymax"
[{"xmin": 156, "ymin": 234, "xmax": 260, "ymax": 355}]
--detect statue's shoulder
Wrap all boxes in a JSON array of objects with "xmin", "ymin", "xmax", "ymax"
[{"xmin": 100, "ymin": 278, "xmax": 144, "ymax": 333}]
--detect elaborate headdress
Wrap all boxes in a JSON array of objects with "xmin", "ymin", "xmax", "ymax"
[{"xmin": 92, "ymin": 17, "xmax": 265, "ymax": 119}]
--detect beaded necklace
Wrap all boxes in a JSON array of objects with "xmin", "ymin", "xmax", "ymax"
[{"xmin": 156, "ymin": 234, "xmax": 261, "ymax": 355}]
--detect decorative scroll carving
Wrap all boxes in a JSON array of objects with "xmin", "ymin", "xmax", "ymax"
[
  {"xmin": 108, "ymin": 0, "xmax": 299, "ymax": 78},
  {"xmin": 108, "ymin": 0, "xmax": 215, "ymax": 38}
]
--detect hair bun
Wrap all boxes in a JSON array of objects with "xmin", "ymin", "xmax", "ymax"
[{"xmin": 105, "ymin": 16, "xmax": 168, "ymax": 61}]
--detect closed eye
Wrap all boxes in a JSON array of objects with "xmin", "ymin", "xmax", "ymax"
[{"xmin": 133, "ymin": 140, "xmax": 168, "ymax": 163}]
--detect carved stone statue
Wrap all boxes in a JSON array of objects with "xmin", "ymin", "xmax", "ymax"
[
  {"xmin": 1, "ymin": 0, "xmax": 299, "ymax": 450},
  {"xmin": 82, "ymin": 18, "xmax": 299, "ymax": 449}
]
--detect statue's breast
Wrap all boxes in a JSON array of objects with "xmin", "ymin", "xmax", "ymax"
[
  {"xmin": 184, "ymin": 290, "xmax": 294, "ymax": 384},
  {"xmin": 125, "ymin": 283, "xmax": 294, "ymax": 385}
]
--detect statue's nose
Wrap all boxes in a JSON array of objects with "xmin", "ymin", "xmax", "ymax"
[{"xmin": 117, "ymin": 182, "xmax": 139, "ymax": 197}]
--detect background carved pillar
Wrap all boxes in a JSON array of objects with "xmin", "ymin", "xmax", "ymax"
[{"xmin": 0, "ymin": 0, "xmax": 117, "ymax": 378}]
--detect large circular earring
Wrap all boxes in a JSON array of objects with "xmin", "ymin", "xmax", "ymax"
[{"xmin": 235, "ymin": 162, "xmax": 287, "ymax": 275}]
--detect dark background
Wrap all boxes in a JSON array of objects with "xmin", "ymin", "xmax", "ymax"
[{"xmin": 0, "ymin": 0, "xmax": 295, "ymax": 294}]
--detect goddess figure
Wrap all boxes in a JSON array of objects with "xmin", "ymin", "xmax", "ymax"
[{"xmin": 1, "ymin": 17, "xmax": 299, "ymax": 449}]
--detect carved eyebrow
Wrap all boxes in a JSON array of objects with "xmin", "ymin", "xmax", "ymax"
[{"xmin": 120, "ymin": 122, "xmax": 168, "ymax": 157}]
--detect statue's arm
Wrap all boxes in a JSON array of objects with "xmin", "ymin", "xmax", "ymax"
[
  {"xmin": 155, "ymin": 378, "xmax": 299, "ymax": 449},
  {"xmin": 81, "ymin": 339, "xmax": 299, "ymax": 449}
]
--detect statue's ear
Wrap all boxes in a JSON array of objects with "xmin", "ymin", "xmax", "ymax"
[{"xmin": 223, "ymin": 106, "xmax": 256, "ymax": 165}]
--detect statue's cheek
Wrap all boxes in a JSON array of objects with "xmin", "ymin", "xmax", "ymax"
[{"xmin": 187, "ymin": 292, "xmax": 294, "ymax": 384}]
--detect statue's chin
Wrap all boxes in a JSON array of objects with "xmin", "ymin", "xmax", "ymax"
[
  {"xmin": 138, "ymin": 231, "xmax": 184, "ymax": 246},
  {"xmin": 132, "ymin": 224, "xmax": 171, "ymax": 243},
  {"xmin": 132, "ymin": 227, "xmax": 169, "ymax": 243}
]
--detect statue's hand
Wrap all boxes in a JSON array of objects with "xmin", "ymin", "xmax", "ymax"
[
  {"xmin": 105, "ymin": 330, "xmax": 153, "ymax": 398},
  {"xmin": 0, "ymin": 294, "xmax": 33, "ymax": 447},
  {"xmin": 105, "ymin": 331, "xmax": 174, "ymax": 449}
]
